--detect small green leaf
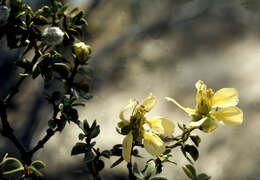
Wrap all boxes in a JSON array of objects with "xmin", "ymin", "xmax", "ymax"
[
  {"xmin": 62, "ymin": 95, "xmax": 71, "ymax": 107},
  {"xmin": 182, "ymin": 131, "xmax": 191, "ymax": 143},
  {"xmin": 79, "ymin": 92, "xmax": 93, "ymax": 100},
  {"xmin": 84, "ymin": 150, "xmax": 95, "ymax": 163},
  {"xmin": 190, "ymin": 135, "xmax": 201, "ymax": 147},
  {"xmin": 185, "ymin": 164, "xmax": 196, "ymax": 178},
  {"xmin": 96, "ymin": 160, "xmax": 105, "ymax": 172},
  {"xmin": 57, "ymin": 115, "xmax": 67, "ymax": 131},
  {"xmin": 30, "ymin": 160, "xmax": 45, "ymax": 170},
  {"xmin": 70, "ymin": 108, "xmax": 79, "ymax": 123},
  {"xmin": 110, "ymin": 157, "xmax": 124, "ymax": 168},
  {"xmin": 32, "ymin": 64, "xmax": 41, "ymax": 79},
  {"xmin": 27, "ymin": 166, "xmax": 43, "ymax": 177},
  {"xmin": 197, "ymin": 173, "xmax": 211, "ymax": 180},
  {"xmin": 101, "ymin": 150, "xmax": 111, "ymax": 158},
  {"xmin": 52, "ymin": 63, "xmax": 70, "ymax": 78},
  {"xmin": 133, "ymin": 163, "xmax": 144, "ymax": 179},
  {"xmin": 184, "ymin": 145, "xmax": 199, "ymax": 162},
  {"xmin": 182, "ymin": 165, "xmax": 196, "ymax": 180},
  {"xmin": 90, "ymin": 126, "xmax": 100, "ymax": 139},
  {"xmin": 71, "ymin": 143, "xmax": 87, "ymax": 155},
  {"xmin": 48, "ymin": 119, "xmax": 57, "ymax": 129},
  {"xmin": 143, "ymin": 160, "xmax": 156, "ymax": 180},
  {"xmin": 78, "ymin": 133, "xmax": 85, "ymax": 140},
  {"xmin": 150, "ymin": 177, "xmax": 168, "ymax": 180},
  {"xmin": 83, "ymin": 119, "xmax": 90, "ymax": 131},
  {"xmin": 90, "ymin": 120, "xmax": 97, "ymax": 130},
  {"xmin": 121, "ymin": 125, "xmax": 131, "ymax": 135},
  {"xmin": 72, "ymin": 11, "xmax": 84, "ymax": 25},
  {"xmin": 78, "ymin": 65, "xmax": 94, "ymax": 78},
  {"xmin": 33, "ymin": 15, "xmax": 48, "ymax": 25},
  {"xmin": 0, "ymin": 157, "xmax": 24, "ymax": 175}
]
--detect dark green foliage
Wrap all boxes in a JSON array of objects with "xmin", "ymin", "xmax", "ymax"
[{"xmin": 183, "ymin": 164, "xmax": 211, "ymax": 180}]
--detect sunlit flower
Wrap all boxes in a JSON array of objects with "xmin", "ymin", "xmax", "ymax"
[
  {"xmin": 118, "ymin": 93, "xmax": 175, "ymax": 162},
  {"xmin": 165, "ymin": 80, "xmax": 243, "ymax": 133},
  {"xmin": 42, "ymin": 26, "xmax": 64, "ymax": 45},
  {"xmin": 73, "ymin": 42, "xmax": 92, "ymax": 64}
]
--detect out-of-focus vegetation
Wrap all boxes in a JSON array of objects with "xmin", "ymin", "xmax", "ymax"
[{"xmin": 1, "ymin": 0, "xmax": 260, "ymax": 179}]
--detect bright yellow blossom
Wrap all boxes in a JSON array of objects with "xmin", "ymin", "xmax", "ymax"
[
  {"xmin": 118, "ymin": 93, "xmax": 175, "ymax": 162},
  {"xmin": 165, "ymin": 80, "xmax": 243, "ymax": 133}
]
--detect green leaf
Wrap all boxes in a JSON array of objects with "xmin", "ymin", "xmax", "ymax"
[
  {"xmin": 78, "ymin": 65, "xmax": 94, "ymax": 78},
  {"xmin": 96, "ymin": 160, "xmax": 105, "ymax": 172},
  {"xmin": 110, "ymin": 157, "xmax": 124, "ymax": 168},
  {"xmin": 0, "ymin": 157, "xmax": 24, "ymax": 175},
  {"xmin": 70, "ymin": 108, "xmax": 79, "ymax": 123},
  {"xmin": 78, "ymin": 133, "xmax": 85, "ymax": 140},
  {"xmin": 184, "ymin": 145, "xmax": 199, "ymax": 162},
  {"xmin": 90, "ymin": 125, "xmax": 100, "ymax": 139},
  {"xmin": 33, "ymin": 15, "xmax": 48, "ymax": 25},
  {"xmin": 72, "ymin": 11, "xmax": 84, "ymax": 25},
  {"xmin": 133, "ymin": 163, "xmax": 144, "ymax": 179},
  {"xmin": 27, "ymin": 166, "xmax": 43, "ymax": 177},
  {"xmin": 197, "ymin": 173, "xmax": 211, "ymax": 180},
  {"xmin": 184, "ymin": 165, "xmax": 196, "ymax": 178},
  {"xmin": 121, "ymin": 125, "xmax": 131, "ymax": 135},
  {"xmin": 62, "ymin": 95, "xmax": 71, "ymax": 107},
  {"xmin": 83, "ymin": 119, "xmax": 90, "ymax": 131},
  {"xmin": 182, "ymin": 165, "xmax": 196, "ymax": 180},
  {"xmin": 57, "ymin": 115, "xmax": 67, "ymax": 131},
  {"xmin": 52, "ymin": 63, "xmax": 70, "ymax": 78},
  {"xmin": 32, "ymin": 64, "xmax": 41, "ymax": 79},
  {"xmin": 182, "ymin": 131, "xmax": 191, "ymax": 143},
  {"xmin": 79, "ymin": 92, "xmax": 93, "ymax": 100},
  {"xmin": 30, "ymin": 160, "xmax": 45, "ymax": 170},
  {"xmin": 150, "ymin": 177, "xmax": 168, "ymax": 180},
  {"xmin": 181, "ymin": 146, "xmax": 193, "ymax": 164},
  {"xmin": 48, "ymin": 119, "xmax": 57, "ymax": 129},
  {"xmin": 190, "ymin": 135, "xmax": 201, "ymax": 147},
  {"xmin": 84, "ymin": 150, "xmax": 95, "ymax": 163},
  {"xmin": 143, "ymin": 160, "xmax": 156, "ymax": 180},
  {"xmin": 71, "ymin": 143, "xmax": 87, "ymax": 155},
  {"xmin": 101, "ymin": 150, "xmax": 111, "ymax": 159}
]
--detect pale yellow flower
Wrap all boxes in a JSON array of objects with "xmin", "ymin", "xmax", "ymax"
[
  {"xmin": 166, "ymin": 80, "xmax": 243, "ymax": 133},
  {"xmin": 118, "ymin": 93, "xmax": 175, "ymax": 162},
  {"xmin": 73, "ymin": 42, "xmax": 92, "ymax": 63}
]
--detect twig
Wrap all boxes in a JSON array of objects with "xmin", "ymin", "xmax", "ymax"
[{"xmin": 0, "ymin": 101, "xmax": 27, "ymax": 158}]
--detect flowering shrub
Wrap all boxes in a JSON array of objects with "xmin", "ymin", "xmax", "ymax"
[{"xmin": 0, "ymin": 0, "xmax": 243, "ymax": 179}]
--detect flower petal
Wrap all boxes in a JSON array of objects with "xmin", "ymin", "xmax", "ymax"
[
  {"xmin": 143, "ymin": 132, "xmax": 165, "ymax": 157},
  {"xmin": 211, "ymin": 106, "xmax": 243, "ymax": 125},
  {"xmin": 120, "ymin": 99, "xmax": 138, "ymax": 121},
  {"xmin": 189, "ymin": 117, "xmax": 207, "ymax": 127},
  {"xmin": 165, "ymin": 97, "xmax": 196, "ymax": 115},
  {"xmin": 146, "ymin": 116, "xmax": 175, "ymax": 136},
  {"xmin": 141, "ymin": 93, "xmax": 157, "ymax": 112},
  {"xmin": 122, "ymin": 132, "xmax": 133, "ymax": 162},
  {"xmin": 212, "ymin": 88, "xmax": 239, "ymax": 108}
]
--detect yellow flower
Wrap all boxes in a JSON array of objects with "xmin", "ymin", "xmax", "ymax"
[
  {"xmin": 73, "ymin": 42, "xmax": 92, "ymax": 64},
  {"xmin": 165, "ymin": 80, "xmax": 243, "ymax": 133},
  {"xmin": 118, "ymin": 93, "xmax": 175, "ymax": 162}
]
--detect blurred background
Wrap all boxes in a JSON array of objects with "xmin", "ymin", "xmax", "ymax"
[{"xmin": 1, "ymin": 0, "xmax": 260, "ymax": 179}]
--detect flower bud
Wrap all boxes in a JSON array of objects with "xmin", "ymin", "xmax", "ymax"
[
  {"xmin": 0, "ymin": 6, "xmax": 10, "ymax": 27},
  {"xmin": 73, "ymin": 42, "xmax": 92, "ymax": 64},
  {"xmin": 58, "ymin": 103, "xmax": 64, "ymax": 111},
  {"xmin": 42, "ymin": 26, "xmax": 64, "ymax": 45}
]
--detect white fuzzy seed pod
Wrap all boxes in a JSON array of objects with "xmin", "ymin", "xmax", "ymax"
[
  {"xmin": 42, "ymin": 26, "xmax": 64, "ymax": 45},
  {"xmin": 0, "ymin": 5, "xmax": 10, "ymax": 27}
]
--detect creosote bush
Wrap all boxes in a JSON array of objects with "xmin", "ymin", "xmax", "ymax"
[{"xmin": 0, "ymin": 0, "xmax": 244, "ymax": 180}]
